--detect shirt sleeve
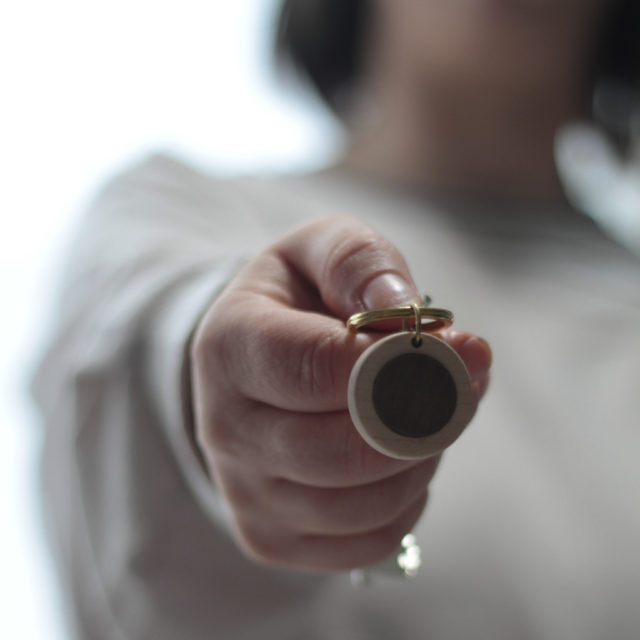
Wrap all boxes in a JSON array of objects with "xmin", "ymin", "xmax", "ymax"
[{"xmin": 31, "ymin": 153, "xmax": 265, "ymax": 528}]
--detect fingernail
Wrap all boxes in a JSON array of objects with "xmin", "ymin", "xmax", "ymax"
[{"xmin": 362, "ymin": 273, "xmax": 419, "ymax": 310}]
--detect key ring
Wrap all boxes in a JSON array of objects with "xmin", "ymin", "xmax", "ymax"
[
  {"xmin": 346, "ymin": 296, "xmax": 474, "ymax": 585},
  {"xmin": 346, "ymin": 297, "xmax": 454, "ymax": 339},
  {"xmin": 346, "ymin": 296, "xmax": 474, "ymax": 461}
]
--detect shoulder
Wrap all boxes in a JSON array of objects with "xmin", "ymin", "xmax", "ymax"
[
  {"xmin": 93, "ymin": 152, "xmax": 251, "ymax": 213},
  {"xmin": 95, "ymin": 153, "xmax": 337, "ymax": 228}
]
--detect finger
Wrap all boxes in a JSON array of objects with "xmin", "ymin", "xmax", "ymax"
[
  {"xmin": 437, "ymin": 330, "xmax": 492, "ymax": 405},
  {"xmin": 202, "ymin": 297, "xmax": 491, "ymax": 414},
  {"xmin": 195, "ymin": 217, "xmax": 492, "ymax": 412},
  {"xmin": 274, "ymin": 216, "xmax": 421, "ymax": 317},
  {"xmin": 236, "ymin": 490, "xmax": 429, "ymax": 572},
  {"xmin": 193, "ymin": 296, "xmax": 374, "ymax": 412},
  {"xmin": 269, "ymin": 458, "xmax": 439, "ymax": 536},
  {"xmin": 438, "ymin": 330, "xmax": 492, "ymax": 381},
  {"xmin": 199, "ymin": 398, "xmax": 420, "ymax": 488},
  {"xmin": 295, "ymin": 490, "xmax": 428, "ymax": 572},
  {"xmin": 473, "ymin": 372, "xmax": 491, "ymax": 403}
]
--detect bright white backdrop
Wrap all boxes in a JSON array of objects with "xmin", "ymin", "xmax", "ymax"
[{"xmin": 0, "ymin": 2, "xmax": 340, "ymax": 636}]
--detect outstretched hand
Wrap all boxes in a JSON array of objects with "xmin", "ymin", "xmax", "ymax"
[{"xmin": 190, "ymin": 217, "xmax": 491, "ymax": 572}]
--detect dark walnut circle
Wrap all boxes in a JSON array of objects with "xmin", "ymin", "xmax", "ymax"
[{"xmin": 372, "ymin": 352, "xmax": 458, "ymax": 438}]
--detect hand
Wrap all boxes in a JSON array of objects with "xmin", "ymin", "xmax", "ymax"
[{"xmin": 190, "ymin": 217, "xmax": 491, "ymax": 572}]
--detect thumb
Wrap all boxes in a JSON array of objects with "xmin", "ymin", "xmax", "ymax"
[{"xmin": 275, "ymin": 216, "xmax": 421, "ymax": 318}]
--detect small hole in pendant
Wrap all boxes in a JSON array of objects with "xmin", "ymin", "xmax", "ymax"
[{"xmin": 412, "ymin": 336, "xmax": 422, "ymax": 348}]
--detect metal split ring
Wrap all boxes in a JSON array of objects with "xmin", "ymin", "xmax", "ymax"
[{"xmin": 346, "ymin": 297, "xmax": 453, "ymax": 342}]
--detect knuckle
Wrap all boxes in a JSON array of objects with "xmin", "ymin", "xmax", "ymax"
[
  {"xmin": 336, "ymin": 422, "xmax": 398, "ymax": 483},
  {"xmin": 371, "ymin": 529, "xmax": 409, "ymax": 565},
  {"xmin": 296, "ymin": 331, "xmax": 337, "ymax": 400},
  {"xmin": 218, "ymin": 474, "xmax": 256, "ymax": 514},
  {"xmin": 323, "ymin": 232, "xmax": 390, "ymax": 285},
  {"xmin": 364, "ymin": 493, "xmax": 428, "ymax": 564},
  {"xmin": 311, "ymin": 488, "xmax": 377, "ymax": 534},
  {"xmin": 364, "ymin": 480, "xmax": 409, "ymax": 525},
  {"xmin": 376, "ymin": 464, "xmax": 432, "ymax": 520},
  {"xmin": 306, "ymin": 485, "xmax": 354, "ymax": 529},
  {"xmin": 191, "ymin": 360, "xmax": 231, "ymax": 457},
  {"xmin": 234, "ymin": 522, "xmax": 290, "ymax": 567},
  {"xmin": 195, "ymin": 402, "xmax": 233, "ymax": 455},
  {"xmin": 190, "ymin": 322, "xmax": 214, "ymax": 373},
  {"xmin": 234, "ymin": 528, "xmax": 271, "ymax": 564},
  {"xmin": 191, "ymin": 303, "xmax": 235, "ymax": 376},
  {"xmin": 192, "ymin": 297, "xmax": 261, "ymax": 402},
  {"xmin": 343, "ymin": 471, "xmax": 422, "ymax": 532},
  {"xmin": 335, "ymin": 423, "xmax": 369, "ymax": 479},
  {"xmin": 197, "ymin": 397, "xmax": 260, "ymax": 463}
]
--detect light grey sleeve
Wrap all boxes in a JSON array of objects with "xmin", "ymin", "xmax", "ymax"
[{"xmin": 32, "ymin": 154, "xmax": 262, "ymax": 526}]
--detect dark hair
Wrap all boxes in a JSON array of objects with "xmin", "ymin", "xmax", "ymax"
[
  {"xmin": 596, "ymin": 0, "xmax": 640, "ymax": 87},
  {"xmin": 276, "ymin": 0, "xmax": 640, "ymax": 142},
  {"xmin": 275, "ymin": 0, "xmax": 369, "ymax": 116},
  {"xmin": 592, "ymin": 0, "xmax": 640, "ymax": 145}
]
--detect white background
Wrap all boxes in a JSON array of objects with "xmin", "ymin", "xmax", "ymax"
[{"xmin": 0, "ymin": 1, "xmax": 340, "ymax": 636}]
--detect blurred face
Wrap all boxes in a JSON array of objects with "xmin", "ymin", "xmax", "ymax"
[{"xmin": 373, "ymin": 0, "xmax": 610, "ymax": 92}]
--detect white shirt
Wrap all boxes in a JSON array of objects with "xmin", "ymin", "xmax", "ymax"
[{"xmin": 32, "ymin": 154, "xmax": 640, "ymax": 640}]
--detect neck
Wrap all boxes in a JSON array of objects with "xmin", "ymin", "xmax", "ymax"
[{"xmin": 342, "ymin": 14, "xmax": 596, "ymax": 202}]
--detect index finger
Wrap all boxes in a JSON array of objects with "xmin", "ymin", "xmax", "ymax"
[
  {"xmin": 201, "ymin": 293, "xmax": 373, "ymax": 412},
  {"xmin": 274, "ymin": 216, "xmax": 422, "ymax": 317},
  {"xmin": 197, "ymin": 216, "xmax": 490, "ymax": 413}
]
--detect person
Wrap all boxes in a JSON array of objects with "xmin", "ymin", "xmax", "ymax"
[{"xmin": 32, "ymin": 1, "xmax": 640, "ymax": 638}]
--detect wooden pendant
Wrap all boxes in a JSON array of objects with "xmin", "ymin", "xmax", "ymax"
[{"xmin": 348, "ymin": 332, "xmax": 474, "ymax": 460}]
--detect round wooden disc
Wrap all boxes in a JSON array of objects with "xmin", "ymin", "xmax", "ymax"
[{"xmin": 348, "ymin": 333, "xmax": 474, "ymax": 460}]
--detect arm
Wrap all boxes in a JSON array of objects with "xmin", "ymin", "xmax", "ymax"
[{"xmin": 33, "ymin": 158, "xmax": 491, "ymax": 575}]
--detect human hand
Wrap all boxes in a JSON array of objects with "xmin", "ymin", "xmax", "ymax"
[{"xmin": 190, "ymin": 217, "xmax": 491, "ymax": 572}]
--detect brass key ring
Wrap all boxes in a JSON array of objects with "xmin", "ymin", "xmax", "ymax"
[
  {"xmin": 345, "ymin": 296, "xmax": 473, "ymax": 461},
  {"xmin": 346, "ymin": 295, "xmax": 473, "ymax": 585},
  {"xmin": 346, "ymin": 298, "xmax": 454, "ymax": 338}
]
